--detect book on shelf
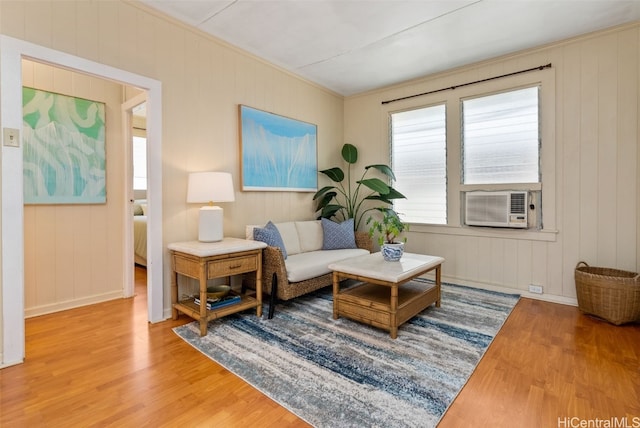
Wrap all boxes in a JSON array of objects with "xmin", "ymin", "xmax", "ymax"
[
  {"xmin": 194, "ymin": 294, "xmax": 241, "ymax": 310},
  {"xmin": 194, "ymin": 296, "xmax": 222, "ymax": 304}
]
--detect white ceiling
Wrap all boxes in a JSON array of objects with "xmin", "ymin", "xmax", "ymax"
[{"xmin": 139, "ymin": 0, "xmax": 640, "ymax": 96}]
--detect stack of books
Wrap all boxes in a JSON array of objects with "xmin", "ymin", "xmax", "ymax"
[{"xmin": 194, "ymin": 294, "xmax": 241, "ymax": 310}]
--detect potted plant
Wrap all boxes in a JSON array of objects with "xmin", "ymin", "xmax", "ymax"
[
  {"xmin": 313, "ymin": 143, "xmax": 406, "ymax": 231},
  {"xmin": 366, "ymin": 208, "xmax": 409, "ymax": 261}
]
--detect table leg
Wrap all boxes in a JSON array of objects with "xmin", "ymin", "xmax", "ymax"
[
  {"xmin": 171, "ymin": 267, "xmax": 179, "ymax": 320},
  {"xmin": 390, "ymin": 284, "xmax": 398, "ymax": 339},
  {"xmin": 199, "ymin": 263, "xmax": 208, "ymax": 336},
  {"xmin": 435, "ymin": 264, "xmax": 442, "ymax": 308},
  {"xmin": 255, "ymin": 253, "xmax": 263, "ymax": 318},
  {"xmin": 332, "ymin": 271, "xmax": 340, "ymax": 320}
]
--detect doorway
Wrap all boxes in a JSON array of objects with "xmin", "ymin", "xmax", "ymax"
[
  {"xmin": 122, "ymin": 93, "xmax": 149, "ymax": 299},
  {"xmin": 0, "ymin": 35, "xmax": 164, "ymax": 367}
]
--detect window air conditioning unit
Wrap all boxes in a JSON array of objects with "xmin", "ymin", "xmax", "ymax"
[{"xmin": 465, "ymin": 191, "xmax": 528, "ymax": 228}]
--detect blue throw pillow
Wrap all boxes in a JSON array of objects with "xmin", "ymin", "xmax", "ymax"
[
  {"xmin": 322, "ymin": 218, "xmax": 357, "ymax": 250},
  {"xmin": 253, "ymin": 221, "xmax": 287, "ymax": 259}
]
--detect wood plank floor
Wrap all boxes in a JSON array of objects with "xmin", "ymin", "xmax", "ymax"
[{"xmin": 1, "ymin": 266, "xmax": 638, "ymax": 427}]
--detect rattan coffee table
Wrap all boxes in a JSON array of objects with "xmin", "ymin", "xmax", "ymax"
[{"xmin": 329, "ymin": 252, "xmax": 445, "ymax": 339}]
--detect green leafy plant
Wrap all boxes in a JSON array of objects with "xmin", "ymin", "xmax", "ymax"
[
  {"xmin": 366, "ymin": 208, "xmax": 409, "ymax": 245},
  {"xmin": 313, "ymin": 143, "xmax": 406, "ymax": 230}
]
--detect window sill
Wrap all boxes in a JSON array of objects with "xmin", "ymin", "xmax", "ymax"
[{"xmin": 408, "ymin": 223, "xmax": 558, "ymax": 242}]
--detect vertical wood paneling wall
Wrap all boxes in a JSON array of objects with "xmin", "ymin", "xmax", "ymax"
[
  {"xmin": 345, "ymin": 24, "xmax": 640, "ymax": 303},
  {"xmin": 21, "ymin": 60, "xmax": 127, "ymax": 316},
  {"xmin": 0, "ymin": 0, "xmax": 345, "ymax": 354}
]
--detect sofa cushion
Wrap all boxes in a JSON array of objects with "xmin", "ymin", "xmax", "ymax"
[
  {"xmin": 295, "ymin": 220, "xmax": 323, "ymax": 252},
  {"xmin": 321, "ymin": 218, "xmax": 357, "ymax": 250},
  {"xmin": 274, "ymin": 222, "xmax": 301, "ymax": 255},
  {"xmin": 253, "ymin": 221, "xmax": 288, "ymax": 259},
  {"xmin": 284, "ymin": 248, "xmax": 369, "ymax": 282},
  {"xmin": 245, "ymin": 225, "xmax": 259, "ymax": 240}
]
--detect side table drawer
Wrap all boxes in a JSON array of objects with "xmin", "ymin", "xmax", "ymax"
[
  {"xmin": 173, "ymin": 254, "xmax": 200, "ymax": 278},
  {"xmin": 208, "ymin": 255, "xmax": 258, "ymax": 278}
]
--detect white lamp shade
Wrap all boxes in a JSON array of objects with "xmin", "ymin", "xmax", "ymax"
[
  {"xmin": 187, "ymin": 172, "xmax": 235, "ymax": 242},
  {"xmin": 187, "ymin": 172, "xmax": 235, "ymax": 204}
]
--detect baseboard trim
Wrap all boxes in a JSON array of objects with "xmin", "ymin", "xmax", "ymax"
[
  {"xmin": 162, "ymin": 308, "xmax": 173, "ymax": 323},
  {"xmin": 0, "ymin": 356, "xmax": 24, "ymax": 368},
  {"xmin": 24, "ymin": 291, "xmax": 123, "ymax": 318},
  {"xmin": 440, "ymin": 275, "xmax": 578, "ymax": 307}
]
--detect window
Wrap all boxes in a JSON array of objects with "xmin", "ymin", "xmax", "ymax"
[
  {"xmin": 391, "ymin": 105, "xmax": 447, "ymax": 224},
  {"xmin": 462, "ymin": 86, "xmax": 540, "ymax": 184},
  {"xmin": 133, "ymin": 136, "xmax": 147, "ymax": 190},
  {"xmin": 390, "ymin": 83, "xmax": 547, "ymax": 230},
  {"xmin": 387, "ymin": 69, "xmax": 554, "ymax": 234}
]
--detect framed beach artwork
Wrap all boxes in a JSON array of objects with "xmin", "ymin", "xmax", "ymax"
[
  {"xmin": 239, "ymin": 105, "xmax": 317, "ymax": 192},
  {"xmin": 22, "ymin": 87, "xmax": 106, "ymax": 204}
]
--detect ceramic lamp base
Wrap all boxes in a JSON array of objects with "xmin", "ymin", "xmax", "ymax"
[{"xmin": 199, "ymin": 206, "xmax": 223, "ymax": 242}]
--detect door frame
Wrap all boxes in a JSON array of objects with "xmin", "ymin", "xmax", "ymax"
[
  {"xmin": 122, "ymin": 93, "xmax": 148, "ymax": 298},
  {"xmin": 0, "ymin": 35, "xmax": 164, "ymax": 367}
]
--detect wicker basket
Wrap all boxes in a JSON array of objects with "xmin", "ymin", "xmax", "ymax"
[{"xmin": 574, "ymin": 261, "xmax": 640, "ymax": 325}]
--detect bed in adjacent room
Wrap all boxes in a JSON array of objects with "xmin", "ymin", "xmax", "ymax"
[{"xmin": 133, "ymin": 200, "xmax": 147, "ymax": 267}]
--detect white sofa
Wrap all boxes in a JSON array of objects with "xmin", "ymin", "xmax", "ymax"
[{"xmin": 244, "ymin": 220, "xmax": 372, "ymax": 318}]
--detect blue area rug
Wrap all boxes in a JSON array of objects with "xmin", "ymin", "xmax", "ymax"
[{"xmin": 174, "ymin": 280, "xmax": 519, "ymax": 427}]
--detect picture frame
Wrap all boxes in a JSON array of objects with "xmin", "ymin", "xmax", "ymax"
[
  {"xmin": 239, "ymin": 105, "xmax": 317, "ymax": 192},
  {"xmin": 22, "ymin": 87, "xmax": 106, "ymax": 204}
]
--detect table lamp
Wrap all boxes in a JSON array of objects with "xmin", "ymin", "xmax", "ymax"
[{"xmin": 187, "ymin": 172, "xmax": 235, "ymax": 242}]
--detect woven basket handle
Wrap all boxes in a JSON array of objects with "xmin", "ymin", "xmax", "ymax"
[{"xmin": 576, "ymin": 261, "xmax": 589, "ymax": 269}]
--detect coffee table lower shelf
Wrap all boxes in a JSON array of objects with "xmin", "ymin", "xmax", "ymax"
[{"xmin": 334, "ymin": 281, "xmax": 439, "ymax": 337}]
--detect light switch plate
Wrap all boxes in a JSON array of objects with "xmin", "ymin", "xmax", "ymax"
[{"xmin": 3, "ymin": 128, "xmax": 20, "ymax": 147}]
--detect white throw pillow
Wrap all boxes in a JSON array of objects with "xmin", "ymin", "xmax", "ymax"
[
  {"xmin": 295, "ymin": 220, "xmax": 323, "ymax": 252},
  {"xmin": 275, "ymin": 222, "xmax": 301, "ymax": 255}
]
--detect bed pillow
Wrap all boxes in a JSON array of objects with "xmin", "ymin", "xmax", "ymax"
[
  {"xmin": 133, "ymin": 199, "xmax": 147, "ymax": 216},
  {"xmin": 253, "ymin": 221, "xmax": 288, "ymax": 259},
  {"xmin": 133, "ymin": 203, "xmax": 144, "ymax": 216},
  {"xmin": 322, "ymin": 218, "xmax": 357, "ymax": 250}
]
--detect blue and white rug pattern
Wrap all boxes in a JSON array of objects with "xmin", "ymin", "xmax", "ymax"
[{"xmin": 174, "ymin": 280, "xmax": 519, "ymax": 427}]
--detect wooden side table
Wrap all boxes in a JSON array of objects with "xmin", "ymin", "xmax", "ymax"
[{"xmin": 169, "ymin": 238, "xmax": 267, "ymax": 336}]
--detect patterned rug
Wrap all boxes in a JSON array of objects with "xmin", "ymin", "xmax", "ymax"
[{"xmin": 173, "ymin": 280, "xmax": 519, "ymax": 427}]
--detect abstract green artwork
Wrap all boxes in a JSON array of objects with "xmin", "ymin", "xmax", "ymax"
[{"xmin": 22, "ymin": 87, "xmax": 106, "ymax": 204}]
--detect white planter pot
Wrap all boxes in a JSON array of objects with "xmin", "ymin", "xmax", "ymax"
[{"xmin": 381, "ymin": 242, "xmax": 404, "ymax": 262}]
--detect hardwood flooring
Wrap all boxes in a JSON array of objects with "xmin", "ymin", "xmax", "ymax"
[
  {"xmin": 440, "ymin": 298, "xmax": 640, "ymax": 428},
  {"xmin": 1, "ymin": 266, "xmax": 638, "ymax": 427}
]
